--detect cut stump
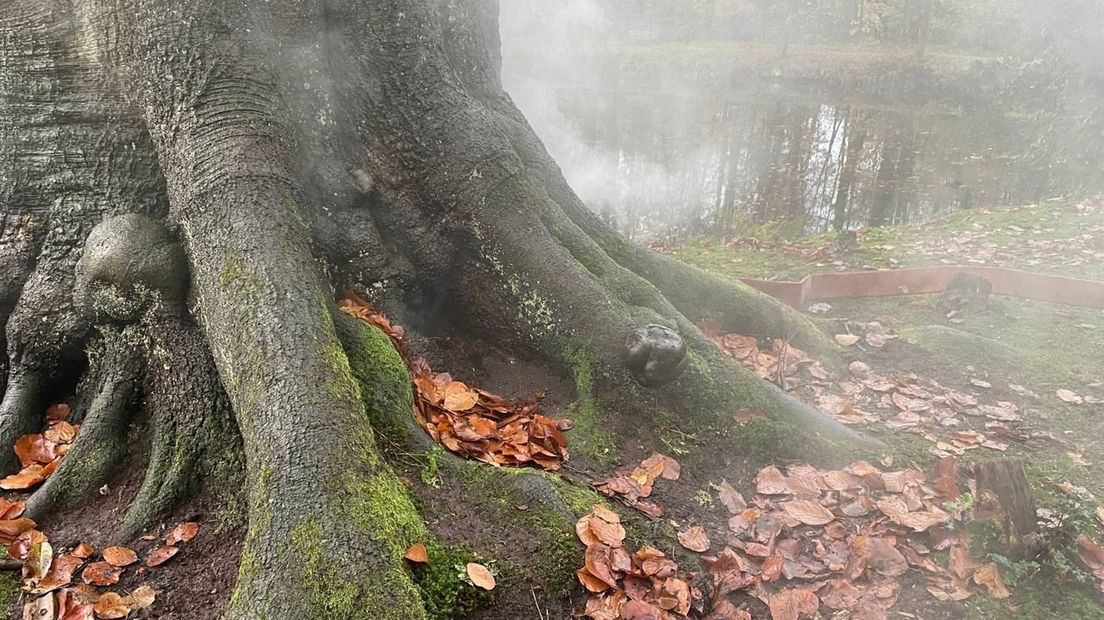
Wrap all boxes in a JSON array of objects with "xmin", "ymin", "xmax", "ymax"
[
  {"xmin": 934, "ymin": 272, "xmax": 992, "ymax": 318},
  {"xmin": 976, "ymin": 458, "xmax": 1037, "ymax": 548}
]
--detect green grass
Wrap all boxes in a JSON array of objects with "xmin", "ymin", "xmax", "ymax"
[
  {"xmin": 674, "ymin": 199, "xmax": 1104, "ymax": 282},
  {"xmin": 672, "ymin": 198, "xmax": 1104, "ymax": 618}
]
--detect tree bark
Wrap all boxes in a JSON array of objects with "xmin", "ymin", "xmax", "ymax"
[{"xmin": 0, "ymin": 1, "xmax": 873, "ymax": 617}]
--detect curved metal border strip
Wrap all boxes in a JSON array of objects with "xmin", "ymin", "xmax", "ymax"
[{"xmin": 739, "ymin": 266, "xmax": 1104, "ymax": 309}]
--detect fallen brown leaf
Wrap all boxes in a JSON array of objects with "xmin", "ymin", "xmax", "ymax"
[
  {"xmin": 33, "ymin": 552, "xmax": 83, "ymax": 593},
  {"xmin": 933, "ymin": 457, "xmax": 961, "ymax": 499},
  {"xmin": 761, "ymin": 554, "xmax": 784, "ymax": 582},
  {"xmin": 43, "ymin": 421, "xmax": 78, "ymax": 444},
  {"xmin": 14, "ymin": 434, "xmax": 57, "ymax": 467},
  {"xmin": 949, "ymin": 542, "xmax": 979, "ymax": 580},
  {"xmin": 755, "ymin": 466, "xmax": 789, "ymax": 495},
  {"xmin": 718, "ymin": 480, "xmax": 747, "ymax": 514},
  {"xmin": 577, "ymin": 513, "xmax": 626, "ymax": 548},
  {"xmin": 576, "ymin": 568, "xmax": 610, "ymax": 593},
  {"xmin": 0, "ymin": 517, "xmax": 37, "ymax": 545},
  {"xmin": 973, "ymin": 563, "xmax": 1011, "ymax": 599},
  {"xmin": 81, "ymin": 562, "xmax": 122, "ymax": 586},
  {"xmin": 442, "ymin": 381, "xmax": 479, "ymax": 411},
  {"xmin": 768, "ymin": 588, "xmax": 819, "ymax": 620},
  {"xmin": 93, "ymin": 592, "xmax": 129, "ymax": 619},
  {"xmin": 124, "ymin": 585, "xmax": 156, "ymax": 611},
  {"xmin": 779, "ymin": 500, "xmax": 835, "ymax": 526},
  {"xmin": 23, "ymin": 594, "xmax": 54, "ymax": 620},
  {"xmin": 403, "ymin": 543, "xmax": 428, "ymax": 563},
  {"xmin": 621, "ymin": 599, "xmax": 663, "ymax": 620},
  {"xmin": 102, "ymin": 546, "xmax": 138, "ymax": 567},
  {"xmin": 166, "ymin": 522, "xmax": 199, "ymax": 546},
  {"xmin": 54, "ymin": 589, "xmax": 95, "ymax": 620},
  {"xmin": 145, "ymin": 546, "xmax": 179, "ymax": 568},
  {"xmin": 0, "ymin": 464, "xmax": 48, "ymax": 490},
  {"xmin": 676, "ymin": 525, "xmax": 710, "ymax": 553},
  {"xmin": 639, "ymin": 453, "xmax": 680, "ymax": 481},
  {"xmin": 67, "ymin": 542, "xmax": 93, "ymax": 562},
  {"xmin": 465, "ymin": 562, "xmax": 495, "ymax": 590}
]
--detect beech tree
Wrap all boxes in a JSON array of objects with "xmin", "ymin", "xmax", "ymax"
[{"xmin": 0, "ymin": 1, "xmax": 866, "ymax": 616}]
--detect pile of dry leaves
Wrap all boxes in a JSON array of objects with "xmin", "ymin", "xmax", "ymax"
[
  {"xmin": 698, "ymin": 322, "xmax": 1078, "ymax": 463},
  {"xmin": 0, "ymin": 403, "xmax": 200, "ymax": 619},
  {"xmin": 575, "ymin": 504, "xmax": 699, "ymax": 619},
  {"xmin": 2, "ymin": 404, "xmax": 77, "ymax": 490},
  {"xmin": 579, "ymin": 456, "xmax": 1018, "ymax": 619},
  {"xmin": 6, "ymin": 499, "xmax": 198, "ymax": 619},
  {"xmin": 593, "ymin": 453, "xmax": 681, "ymax": 518},
  {"xmin": 339, "ymin": 295, "xmax": 570, "ymax": 470}
]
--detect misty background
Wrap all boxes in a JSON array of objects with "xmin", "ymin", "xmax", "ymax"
[{"xmin": 499, "ymin": 1, "xmax": 1104, "ymax": 241}]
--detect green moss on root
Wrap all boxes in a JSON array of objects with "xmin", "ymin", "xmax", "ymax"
[
  {"xmin": 289, "ymin": 521, "xmax": 360, "ymax": 615},
  {"xmin": 445, "ymin": 460, "xmax": 580, "ymax": 595},
  {"xmin": 218, "ymin": 251, "xmax": 263, "ymax": 305},
  {"xmin": 410, "ymin": 543, "xmax": 498, "ymax": 619},
  {"xmin": 562, "ymin": 343, "xmax": 619, "ymax": 464},
  {"xmin": 227, "ymin": 466, "xmax": 273, "ymax": 615},
  {"xmin": 337, "ymin": 468, "xmax": 428, "ymax": 557},
  {"xmin": 337, "ymin": 316, "xmax": 416, "ymax": 441}
]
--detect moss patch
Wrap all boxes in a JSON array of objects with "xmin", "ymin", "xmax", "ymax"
[
  {"xmin": 218, "ymin": 251, "xmax": 263, "ymax": 304},
  {"xmin": 964, "ymin": 578, "xmax": 1101, "ymax": 619},
  {"xmin": 562, "ymin": 343, "xmax": 619, "ymax": 465},
  {"xmin": 337, "ymin": 316, "xmax": 417, "ymax": 441},
  {"xmin": 289, "ymin": 521, "xmax": 360, "ymax": 616},
  {"xmin": 0, "ymin": 549, "xmax": 18, "ymax": 611},
  {"xmin": 410, "ymin": 543, "xmax": 498, "ymax": 619},
  {"xmin": 444, "ymin": 459, "xmax": 581, "ymax": 596}
]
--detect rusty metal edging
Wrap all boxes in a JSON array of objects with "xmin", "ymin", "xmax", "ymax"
[{"xmin": 739, "ymin": 266, "xmax": 1104, "ymax": 309}]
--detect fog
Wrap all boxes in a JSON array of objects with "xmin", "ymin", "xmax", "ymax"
[{"xmin": 500, "ymin": 1, "xmax": 1104, "ymax": 241}]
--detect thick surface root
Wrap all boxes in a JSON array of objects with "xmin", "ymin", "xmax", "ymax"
[
  {"xmin": 123, "ymin": 316, "xmax": 237, "ymax": 537},
  {"xmin": 4, "ymin": 213, "xmax": 239, "ymax": 539},
  {"xmin": 24, "ymin": 327, "xmax": 140, "ymax": 519}
]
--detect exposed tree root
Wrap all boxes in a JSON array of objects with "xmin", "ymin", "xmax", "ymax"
[
  {"xmin": 123, "ymin": 315, "xmax": 237, "ymax": 537},
  {"xmin": 24, "ymin": 327, "xmax": 141, "ymax": 519}
]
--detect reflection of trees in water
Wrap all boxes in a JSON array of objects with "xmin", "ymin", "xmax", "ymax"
[
  {"xmin": 501, "ymin": 0, "xmax": 1104, "ymax": 239},
  {"xmin": 534, "ymin": 89, "xmax": 1048, "ymax": 239}
]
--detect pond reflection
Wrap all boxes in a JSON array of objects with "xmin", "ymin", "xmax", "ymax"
[{"xmin": 501, "ymin": 9, "xmax": 1052, "ymax": 241}]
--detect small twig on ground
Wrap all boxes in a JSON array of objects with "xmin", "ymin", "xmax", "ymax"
[{"xmin": 530, "ymin": 588, "xmax": 545, "ymax": 620}]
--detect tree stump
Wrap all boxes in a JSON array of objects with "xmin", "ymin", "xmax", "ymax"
[
  {"xmin": 934, "ymin": 272, "xmax": 992, "ymax": 319},
  {"xmin": 976, "ymin": 458, "xmax": 1037, "ymax": 549}
]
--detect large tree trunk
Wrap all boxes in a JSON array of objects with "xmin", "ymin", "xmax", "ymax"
[{"xmin": 0, "ymin": 1, "xmax": 871, "ymax": 617}]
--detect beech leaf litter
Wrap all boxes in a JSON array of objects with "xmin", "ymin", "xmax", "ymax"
[
  {"xmin": 0, "ymin": 400, "xmax": 200, "ymax": 619},
  {"xmin": 697, "ymin": 321, "xmax": 1088, "ymax": 461},
  {"xmin": 593, "ymin": 453, "xmax": 681, "ymax": 518},
  {"xmin": 578, "ymin": 454, "xmax": 1099, "ymax": 619},
  {"xmin": 576, "ymin": 317, "xmax": 1104, "ymax": 618},
  {"xmin": 340, "ymin": 294, "xmax": 570, "ymax": 470},
  {"xmin": 3, "ymin": 404, "xmax": 77, "ymax": 490}
]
